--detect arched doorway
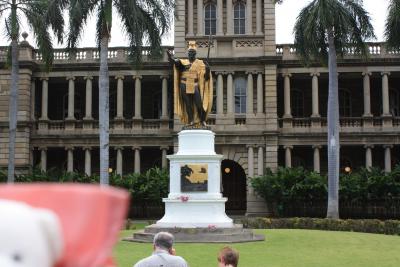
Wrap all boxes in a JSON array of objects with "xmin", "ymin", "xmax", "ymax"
[{"xmin": 221, "ymin": 160, "xmax": 247, "ymax": 215}]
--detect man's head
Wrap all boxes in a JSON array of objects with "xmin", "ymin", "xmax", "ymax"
[
  {"xmin": 218, "ymin": 247, "xmax": 239, "ymax": 267},
  {"xmin": 153, "ymin": 232, "xmax": 174, "ymax": 252},
  {"xmin": 187, "ymin": 41, "xmax": 197, "ymax": 62}
]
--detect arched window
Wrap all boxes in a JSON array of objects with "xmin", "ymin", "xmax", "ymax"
[
  {"xmin": 204, "ymin": 3, "xmax": 216, "ymax": 35},
  {"xmin": 389, "ymin": 88, "xmax": 400, "ymax": 116},
  {"xmin": 339, "ymin": 89, "xmax": 352, "ymax": 117},
  {"xmin": 234, "ymin": 2, "xmax": 246, "ymax": 34},
  {"xmin": 234, "ymin": 77, "xmax": 246, "ymax": 114},
  {"xmin": 291, "ymin": 89, "xmax": 304, "ymax": 117}
]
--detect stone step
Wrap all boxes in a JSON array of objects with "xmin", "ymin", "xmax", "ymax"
[{"xmin": 124, "ymin": 224, "xmax": 264, "ymax": 243}]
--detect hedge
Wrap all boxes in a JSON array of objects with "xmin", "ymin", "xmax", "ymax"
[
  {"xmin": 240, "ymin": 217, "xmax": 400, "ymax": 236},
  {"xmin": 0, "ymin": 167, "xmax": 169, "ymax": 204}
]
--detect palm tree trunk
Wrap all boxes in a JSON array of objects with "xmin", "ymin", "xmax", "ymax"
[
  {"xmin": 99, "ymin": 36, "xmax": 110, "ymax": 185},
  {"xmin": 326, "ymin": 30, "xmax": 340, "ymax": 219},
  {"xmin": 7, "ymin": 39, "xmax": 19, "ymax": 183}
]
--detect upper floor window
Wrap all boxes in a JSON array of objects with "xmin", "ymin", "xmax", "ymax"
[
  {"xmin": 234, "ymin": 2, "xmax": 246, "ymax": 34},
  {"xmin": 204, "ymin": 3, "xmax": 216, "ymax": 35},
  {"xmin": 390, "ymin": 88, "xmax": 400, "ymax": 116},
  {"xmin": 339, "ymin": 89, "xmax": 352, "ymax": 117},
  {"xmin": 234, "ymin": 77, "xmax": 246, "ymax": 114},
  {"xmin": 291, "ymin": 89, "xmax": 304, "ymax": 117}
]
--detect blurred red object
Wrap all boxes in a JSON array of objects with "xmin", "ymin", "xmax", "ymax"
[{"xmin": 0, "ymin": 184, "xmax": 130, "ymax": 267}]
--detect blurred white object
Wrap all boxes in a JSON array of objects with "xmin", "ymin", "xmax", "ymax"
[{"xmin": 0, "ymin": 200, "xmax": 63, "ymax": 267}]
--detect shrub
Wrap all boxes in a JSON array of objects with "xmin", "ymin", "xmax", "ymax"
[
  {"xmin": 241, "ymin": 217, "xmax": 400, "ymax": 236},
  {"xmin": 0, "ymin": 167, "xmax": 169, "ymax": 204}
]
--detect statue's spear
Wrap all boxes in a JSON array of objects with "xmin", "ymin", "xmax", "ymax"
[{"xmin": 201, "ymin": 34, "xmax": 213, "ymax": 119}]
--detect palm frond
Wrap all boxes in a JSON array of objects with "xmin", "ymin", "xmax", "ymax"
[
  {"xmin": 5, "ymin": 8, "xmax": 20, "ymax": 40},
  {"xmin": 67, "ymin": 0, "xmax": 99, "ymax": 50},
  {"xmin": 385, "ymin": 0, "xmax": 400, "ymax": 50},
  {"xmin": 114, "ymin": 0, "xmax": 173, "ymax": 66},
  {"xmin": 23, "ymin": 4, "xmax": 54, "ymax": 68},
  {"xmin": 294, "ymin": 0, "xmax": 375, "ymax": 65}
]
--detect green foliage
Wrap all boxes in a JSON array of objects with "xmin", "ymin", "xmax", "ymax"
[
  {"xmin": 294, "ymin": 0, "xmax": 375, "ymax": 65},
  {"xmin": 385, "ymin": 0, "xmax": 400, "ymax": 50},
  {"xmin": 251, "ymin": 166, "xmax": 400, "ymax": 205},
  {"xmin": 251, "ymin": 167, "xmax": 327, "ymax": 204},
  {"xmin": 241, "ymin": 217, "xmax": 400, "ymax": 236},
  {"xmin": 0, "ymin": 167, "xmax": 169, "ymax": 203}
]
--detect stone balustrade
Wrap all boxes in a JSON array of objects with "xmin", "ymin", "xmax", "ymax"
[
  {"xmin": 279, "ymin": 116, "xmax": 400, "ymax": 130},
  {"xmin": 2, "ymin": 42, "xmax": 400, "ymax": 64},
  {"xmin": 276, "ymin": 43, "xmax": 400, "ymax": 60},
  {"xmin": 34, "ymin": 118, "xmax": 173, "ymax": 133},
  {"xmin": 0, "ymin": 46, "xmax": 173, "ymax": 63}
]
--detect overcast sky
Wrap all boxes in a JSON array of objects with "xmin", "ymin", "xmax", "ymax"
[{"xmin": 0, "ymin": 0, "xmax": 389, "ymax": 48}]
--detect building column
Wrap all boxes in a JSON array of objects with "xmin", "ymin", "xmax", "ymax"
[
  {"xmin": 84, "ymin": 147, "xmax": 92, "ymax": 176},
  {"xmin": 227, "ymin": 72, "xmax": 234, "ymax": 116},
  {"xmin": 363, "ymin": 72, "xmax": 372, "ymax": 116},
  {"xmin": 283, "ymin": 73, "xmax": 292, "ymax": 118},
  {"xmin": 161, "ymin": 146, "xmax": 169, "ymax": 169},
  {"xmin": 311, "ymin": 72, "xmax": 320, "ymax": 117},
  {"xmin": 116, "ymin": 147, "xmax": 123, "ymax": 175},
  {"xmin": 257, "ymin": 145, "xmax": 264, "ymax": 176},
  {"xmin": 40, "ymin": 78, "xmax": 49, "ymax": 120},
  {"xmin": 40, "ymin": 147, "xmax": 47, "ymax": 172},
  {"xmin": 133, "ymin": 147, "xmax": 141, "ymax": 173},
  {"xmin": 161, "ymin": 76, "xmax": 169, "ymax": 119},
  {"xmin": 115, "ymin": 75, "xmax": 124, "ymax": 119},
  {"xmin": 133, "ymin": 75, "xmax": 142, "ymax": 119},
  {"xmin": 188, "ymin": 0, "xmax": 194, "ymax": 36},
  {"xmin": 247, "ymin": 145, "xmax": 254, "ymax": 177},
  {"xmin": 197, "ymin": 0, "xmax": 203, "ymax": 36},
  {"xmin": 256, "ymin": 72, "xmax": 263, "ymax": 115},
  {"xmin": 217, "ymin": 0, "xmax": 223, "ymax": 35},
  {"xmin": 246, "ymin": 72, "xmax": 254, "ymax": 116},
  {"xmin": 365, "ymin": 145, "xmax": 373, "ymax": 169},
  {"xmin": 216, "ymin": 72, "xmax": 224, "ymax": 116},
  {"xmin": 84, "ymin": 76, "xmax": 93, "ymax": 119},
  {"xmin": 246, "ymin": 0, "xmax": 253, "ymax": 34},
  {"xmin": 313, "ymin": 145, "xmax": 321, "ymax": 173},
  {"xmin": 284, "ymin": 146, "xmax": 292, "ymax": 168},
  {"xmin": 381, "ymin": 72, "xmax": 390, "ymax": 116},
  {"xmin": 226, "ymin": 0, "xmax": 233, "ymax": 35},
  {"xmin": 384, "ymin": 145, "xmax": 392, "ymax": 173},
  {"xmin": 66, "ymin": 76, "xmax": 75, "ymax": 120},
  {"xmin": 66, "ymin": 147, "xmax": 74, "ymax": 173},
  {"xmin": 255, "ymin": 0, "xmax": 262, "ymax": 35}
]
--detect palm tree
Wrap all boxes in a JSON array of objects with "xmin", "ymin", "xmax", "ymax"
[
  {"xmin": 67, "ymin": 0, "xmax": 173, "ymax": 185},
  {"xmin": 293, "ymin": 0, "xmax": 375, "ymax": 219},
  {"xmin": 385, "ymin": 0, "xmax": 400, "ymax": 50},
  {"xmin": 0, "ymin": 0, "xmax": 66, "ymax": 183}
]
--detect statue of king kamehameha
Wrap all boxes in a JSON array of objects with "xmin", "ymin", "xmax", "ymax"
[{"xmin": 167, "ymin": 41, "xmax": 213, "ymax": 127}]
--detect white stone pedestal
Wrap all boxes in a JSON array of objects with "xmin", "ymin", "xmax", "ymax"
[{"xmin": 156, "ymin": 130, "xmax": 233, "ymax": 228}]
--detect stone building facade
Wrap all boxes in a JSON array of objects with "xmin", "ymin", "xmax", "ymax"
[{"xmin": 1, "ymin": 0, "xmax": 400, "ymax": 215}]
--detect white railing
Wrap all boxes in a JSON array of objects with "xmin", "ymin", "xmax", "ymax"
[
  {"xmin": 276, "ymin": 43, "xmax": 400, "ymax": 59},
  {"xmin": 30, "ymin": 46, "xmax": 173, "ymax": 63}
]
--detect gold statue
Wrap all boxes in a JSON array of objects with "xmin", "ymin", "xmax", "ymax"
[{"xmin": 167, "ymin": 41, "xmax": 213, "ymax": 126}]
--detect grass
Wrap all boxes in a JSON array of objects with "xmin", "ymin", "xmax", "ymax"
[{"xmin": 113, "ymin": 225, "xmax": 400, "ymax": 267}]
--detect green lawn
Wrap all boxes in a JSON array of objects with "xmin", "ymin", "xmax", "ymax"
[{"xmin": 114, "ymin": 226, "xmax": 400, "ymax": 267}]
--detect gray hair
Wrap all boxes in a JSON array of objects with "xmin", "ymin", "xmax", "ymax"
[{"xmin": 153, "ymin": 232, "xmax": 174, "ymax": 250}]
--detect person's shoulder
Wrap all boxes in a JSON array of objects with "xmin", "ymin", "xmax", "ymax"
[
  {"xmin": 171, "ymin": 255, "xmax": 189, "ymax": 266},
  {"xmin": 132, "ymin": 255, "xmax": 155, "ymax": 267}
]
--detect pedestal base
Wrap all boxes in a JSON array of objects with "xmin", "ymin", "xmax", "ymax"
[
  {"xmin": 126, "ymin": 224, "xmax": 265, "ymax": 243},
  {"xmin": 156, "ymin": 198, "xmax": 233, "ymax": 228}
]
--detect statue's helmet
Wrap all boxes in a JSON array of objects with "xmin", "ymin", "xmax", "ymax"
[{"xmin": 187, "ymin": 41, "xmax": 197, "ymax": 52}]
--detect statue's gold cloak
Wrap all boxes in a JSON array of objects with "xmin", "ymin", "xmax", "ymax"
[{"xmin": 173, "ymin": 59, "xmax": 213, "ymax": 125}]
